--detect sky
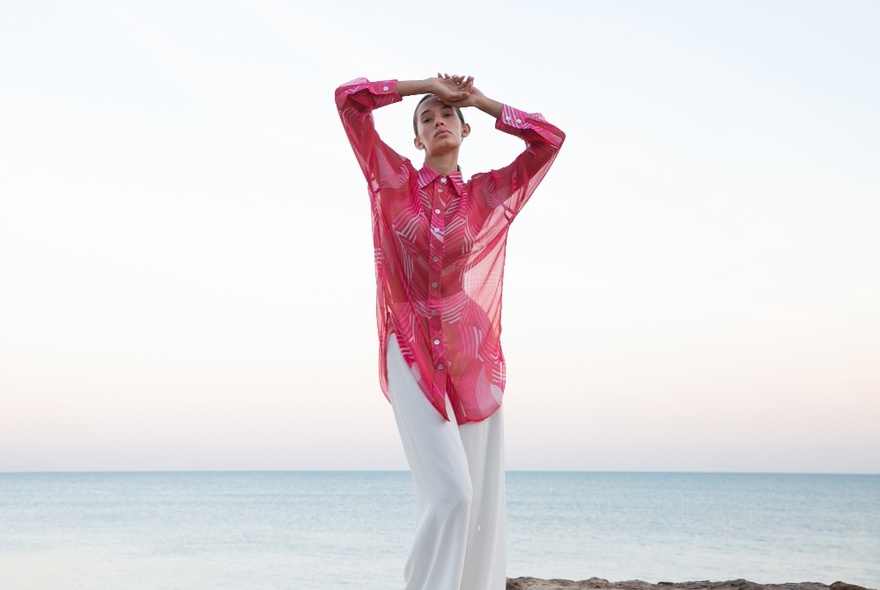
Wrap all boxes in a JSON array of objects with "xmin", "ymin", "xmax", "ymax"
[{"xmin": 0, "ymin": 0, "xmax": 878, "ymax": 474}]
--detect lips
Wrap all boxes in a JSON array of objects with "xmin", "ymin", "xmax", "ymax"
[{"xmin": 434, "ymin": 129, "xmax": 452, "ymax": 138}]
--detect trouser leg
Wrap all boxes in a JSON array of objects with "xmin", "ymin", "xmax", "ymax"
[
  {"xmin": 386, "ymin": 337, "xmax": 472, "ymax": 590},
  {"xmin": 459, "ymin": 409, "xmax": 506, "ymax": 590},
  {"xmin": 386, "ymin": 336, "xmax": 507, "ymax": 590}
]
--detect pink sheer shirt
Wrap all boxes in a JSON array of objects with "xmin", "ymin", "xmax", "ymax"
[{"xmin": 336, "ymin": 78, "xmax": 565, "ymax": 424}]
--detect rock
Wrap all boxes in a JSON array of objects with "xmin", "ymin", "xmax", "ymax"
[{"xmin": 506, "ymin": 579, "xmax": 865, "ymax": 590}]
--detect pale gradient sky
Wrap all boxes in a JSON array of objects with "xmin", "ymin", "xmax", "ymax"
[{"xmin": 1, "ymin": 0, "xmax": 877, "ymax": 473}]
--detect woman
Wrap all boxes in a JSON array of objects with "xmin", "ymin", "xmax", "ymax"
[{"xmin": 335, "ymin": 74, "xmax": 564, "ymax": 590}]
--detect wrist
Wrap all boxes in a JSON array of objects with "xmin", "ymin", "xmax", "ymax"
[
  {"xmin": 476, "ymin": 95, "xmax": 503, "ymax": 119},
  {"xmin": 397, "ymin": 78, "xmax": 437, "ymax": 97}
]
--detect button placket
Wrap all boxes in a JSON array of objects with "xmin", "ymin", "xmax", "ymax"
[{"xmin": 428, "ymin": 179, "xmax": 446, "ymax": 376}]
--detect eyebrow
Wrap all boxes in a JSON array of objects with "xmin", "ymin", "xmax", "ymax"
[{"xmin": 420, "ymin": 105, "xmax": 454, "ymax": 118}]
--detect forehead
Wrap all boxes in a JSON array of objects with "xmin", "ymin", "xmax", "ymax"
[{"xmin": 417, "ymin": 97, "xmax": 452, "ymax": 118}]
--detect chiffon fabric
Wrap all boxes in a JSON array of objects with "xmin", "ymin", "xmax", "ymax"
[{"xmin": 336, "ymin": 78, "xmax": 565, "ymax": 424}]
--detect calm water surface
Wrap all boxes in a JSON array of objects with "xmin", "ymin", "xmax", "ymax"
[{"xmin": 0, "ymin": 471, "xmax": 877, "ymax": 589}]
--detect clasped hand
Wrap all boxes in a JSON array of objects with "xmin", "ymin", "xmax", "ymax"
[{"xmin": 432, "ymin": 73, "xmax": 483, "ymax": 108}]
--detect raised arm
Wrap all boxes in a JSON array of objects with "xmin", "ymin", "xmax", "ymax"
[
  {"xmin": 441, "ymin": 77, "xmax": 566, "ymax": 219},
  {"xmin": 396, "ymin": 76, "xmax": 473, "ymax": 101},
  {"xmin": 335, "ymin": 78, "xmax": 404, "ymax": 187},
  {"xmin": 440, "ymin": 75, "xmax": 503, "ymax": 119},
  {"xmin": 335, "ymin": 76, "xmax": 477, "ymax": 187}
]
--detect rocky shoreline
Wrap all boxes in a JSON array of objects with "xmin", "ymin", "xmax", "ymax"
[{"xmin": 506, "ymin": 578, "xmax": 872, "ymax": 590}]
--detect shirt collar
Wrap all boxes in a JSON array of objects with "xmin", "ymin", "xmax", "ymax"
[{"xmin": 417, "ymin": 164, "xmax": 465, "ymax": 193}]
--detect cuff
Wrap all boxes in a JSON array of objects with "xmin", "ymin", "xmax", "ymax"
[
  {"xmin": 497, "ymin": 104, "xmax": 534, "ymax": 130},
  {"xmin": 372, "ymin": 79, "xmax": 399, "ymax": 97}
]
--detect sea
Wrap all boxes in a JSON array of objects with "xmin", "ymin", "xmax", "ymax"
[{"xmin": 0, "ymin": 471, "xmax": 877, "ymax": 590}]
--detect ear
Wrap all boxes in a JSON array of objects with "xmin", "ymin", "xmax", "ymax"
[
  {"xmin": 413, "ymin": 136, "xmax": 424, "ymax": 150},
  {"xmin": 461, "ymin": 123, "xmax": 471, "ymax": 139}
]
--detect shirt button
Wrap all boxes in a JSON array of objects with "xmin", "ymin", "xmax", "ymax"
[
  {"xmin": 433, "ymin": 339, "xmax": 440, "ymax": 345},
  {"xmin": 431, "ymin": 282, "xmax": 438, "ymax": 288},
  {"xmin": 438, "ymin": 188, "xmax": 443, "ymax": 193},
  {"xmin": 382, "ymin": 85, "xmax": 389, "ymax": 91},
  {"xmin": 433, "ymin": 227, "xmax": 440, "ymax": 234},
  {"xmin": 432, "ymin": 256, "xmax": 439, "ymax": 262},
  {"xmin": 437, "ymin": 364, "xmax": 444, "ymax": 370},
  {"xmin": 516, "ymin": 118, "xmax": 522, "ymax": 124},
  {"xmin": 434, "ymin": 208, "xmax": 441, "ymax": 214},
  {"xmin": 440, "ymin": 177, "xmax": 447, "ymax": 184},
  {"xmin": 431, "ymin": 310, "xmax": 437, "ymax": 316},
  {"xmin": 505, "ymin": 115, "xmax": 511, "ymax": 121}
]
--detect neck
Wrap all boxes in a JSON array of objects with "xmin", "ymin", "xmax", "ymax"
[{"xmin": 424, "ymin": 151, "xmax": 459, "ymax": 176}]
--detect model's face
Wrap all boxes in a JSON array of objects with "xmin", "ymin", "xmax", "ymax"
[{"xmin": 414, "ymin": 97, "xmax": 469, "ymax": 156}]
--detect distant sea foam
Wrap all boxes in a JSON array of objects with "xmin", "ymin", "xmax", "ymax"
[{"xmin": 0, "ymin": 471, "xmax": 877, "ymax": 589}]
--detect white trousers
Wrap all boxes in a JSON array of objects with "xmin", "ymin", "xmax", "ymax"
[{"xmin": 386, "ymin": 336, "xmax": 506, "ymax": 590}]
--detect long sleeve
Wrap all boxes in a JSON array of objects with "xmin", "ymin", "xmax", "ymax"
[
  {"xmin": 335, "ymin": 78, "xmax": 409, "ymax": 194},
  {"xmin": 474, "ymin": 104, "xmax": 566, "ymax": 220}
]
